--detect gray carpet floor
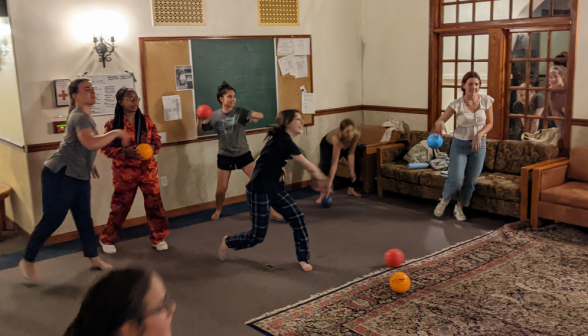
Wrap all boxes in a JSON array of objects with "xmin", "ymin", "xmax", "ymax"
[{"xmin": 0, "ymin": 191, "xmax": 511, "ymax": 336}]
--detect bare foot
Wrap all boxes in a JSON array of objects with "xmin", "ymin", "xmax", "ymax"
[
  {"xmin": 315, "ymin": 194, "xmax": 325, "ymax": 204},
  {"xmin": 347, "ymin": 188, "xmax": 362, "ymax": 198},
  {"xmin": 270, "ymin": 208, "xmax": 284, "ymax": 222},
  {"xmin": 89, "ymin": 257, "xmax": 113, "ymax": 271},
  {"xmin": 211, "ymin": 210, "xmax": 222, "ymax": 221},
  {"xmin": 299, "ymin": 261, "xmax": 313, "ymax": 272},
  {"xmin": 19, "ymin": 259, "xmax": 37, "ymax": 283},
  {"xmin": 218, "ymin": 236, "xmax": 228, "ymax": 261}
]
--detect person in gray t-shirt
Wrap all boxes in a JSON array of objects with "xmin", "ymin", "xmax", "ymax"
[
  {"xmin": 197, "ymin": 81, "xmax": 283, "ymax": 221},
  {"xmin": 19, "ymin": 78, "xmax": 130, "ymax": 283}
]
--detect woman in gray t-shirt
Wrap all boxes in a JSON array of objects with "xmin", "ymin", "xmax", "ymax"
[
  {"xmin": 19, "ymin": 78, "xmax": 130, "ymax": 283},
  {"xmin": 197, "ymin": 81, "xmax": 283, "ymax": 222}
]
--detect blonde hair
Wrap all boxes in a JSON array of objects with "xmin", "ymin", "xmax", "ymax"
[{"xmin": 549, "ymin": 65, "xmax": 567, "ymax": 84}]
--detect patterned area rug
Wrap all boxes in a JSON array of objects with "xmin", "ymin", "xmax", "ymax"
[{"xmin": 247, "ymin": 222, "xmax": 588, "ymax": 335}]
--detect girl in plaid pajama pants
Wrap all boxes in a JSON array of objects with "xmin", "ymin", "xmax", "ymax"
[{"xmin": 218, "ymin": 110, "xmax": 330, "ymax": 272}]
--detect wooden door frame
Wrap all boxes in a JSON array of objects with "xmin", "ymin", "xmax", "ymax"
[{"xmin": 428, "ymin": 0, "xmax": 578, "ymax": 154}]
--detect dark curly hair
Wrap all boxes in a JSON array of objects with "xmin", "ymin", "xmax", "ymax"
[
  {"xmin": 111, "ymin": 87, "xmax": 146, "ymax": 146},
  {"xmin": 216, "ymin": 81, "xmax": 237, "ymax": 104}
]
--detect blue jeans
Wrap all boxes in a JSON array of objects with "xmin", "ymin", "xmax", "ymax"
[
  {"xmin": 441, "ymin": 138, "xmax": 486, "ymax": 207},
  {"xmin": 23, "ymin": 167, "xmax": 98, "ymax": 262}
]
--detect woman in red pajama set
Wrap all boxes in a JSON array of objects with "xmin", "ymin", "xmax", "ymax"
[{"xmin": 99, "ymin": 88, "xmax": 170, "ymax": 254}]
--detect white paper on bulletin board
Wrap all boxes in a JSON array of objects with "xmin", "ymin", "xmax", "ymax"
[{"xmin": 85, "ymin": 73, "xmax": 135, "ymax": 116}]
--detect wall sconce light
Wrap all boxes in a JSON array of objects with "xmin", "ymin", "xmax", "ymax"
[{"xmin": 93, "ymin": 34, "xmax": 115, "ymax": 68}]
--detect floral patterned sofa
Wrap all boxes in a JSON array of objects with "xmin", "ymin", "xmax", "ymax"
[{"xmin": 376, "ymin": 131, "xmax": 560, "ymax": 218}]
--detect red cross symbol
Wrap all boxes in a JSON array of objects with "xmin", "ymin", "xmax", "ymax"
[{"xmin": 58, "ymin": 90, "xmax": 68, "ymax": 101}]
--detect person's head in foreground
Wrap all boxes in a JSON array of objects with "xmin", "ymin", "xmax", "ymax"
[{"xmin": 64, "ymin": 268, "xmax": 176, "ymax": 336}]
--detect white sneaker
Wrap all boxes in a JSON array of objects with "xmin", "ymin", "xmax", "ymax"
[
  {"xmin": 454, "ymin": 204, "xmax": 467, "ymax": 222},
  {"xmin": 152, "ymin": 240, "xmax": 168, "ymax": 251},
  {"xmin": 100, "ymin": 241, "xmax": 117, "ymax": 254},
  {"xmin": 434, "ymin": 198, "xmax": 450, "ymax": 217}
]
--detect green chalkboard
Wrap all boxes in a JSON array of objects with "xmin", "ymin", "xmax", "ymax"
[{"xmin": 190, "ymin": 38, "xmax": 278, "ymax": 135}]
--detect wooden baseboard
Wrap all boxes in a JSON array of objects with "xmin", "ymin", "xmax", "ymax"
[
  {"xmin": 40, "ymin": 180, "xmax": 312, "ymax": 246},
  {"xmin": 571, "ymin": 119, "xmax": 588, "ymax": 127},
  {"xmin": 362, "ymin": 105, "xmax": 428, "ymax": 114}
]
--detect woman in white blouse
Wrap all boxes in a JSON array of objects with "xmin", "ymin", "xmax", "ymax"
[{"xmin": 432, "ymin": 71, "xmax": 494, "ymax": 221}]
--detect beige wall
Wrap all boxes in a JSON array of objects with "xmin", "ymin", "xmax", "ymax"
[
  {"xmin": 0, "ymin": 145, "xmax": 33, "ymax": 231},
  {"xmin": 0, "ymin": 17, "xmax": 25, "ymax": 146},
  {"xmin": 361, "ymin": 0, "xmax": 429, "ymax": 110},
  {"xmin": 5, "ymin": 0, "xmax": 364, "ymax": 234},
  {"xmin": 8, "ymin": 0, "xmax": 363, "ymax": 145},
  {"xmin": 362, "ymin": 111, "xmax": 428, "ymax": 132}
]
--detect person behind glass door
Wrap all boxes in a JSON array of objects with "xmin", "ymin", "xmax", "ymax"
[
  {"xmin": 546, "ymin": 65, "xmax": 567, "ymax": 135},
  {"xmin": 432, "ymin": 71, "xmax": 494, "ymax": 222},
  {"xmin": 19, "ymin": 78, "xmax": 131, "ymax": 283},
  {"xmin": 511, "ymin": 84, "xmax": 545, "ymax": 136}
]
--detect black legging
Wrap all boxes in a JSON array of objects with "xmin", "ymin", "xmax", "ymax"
[{"xmin": 319, "ymin": 136, "xmax": 362, "ymax": 189}]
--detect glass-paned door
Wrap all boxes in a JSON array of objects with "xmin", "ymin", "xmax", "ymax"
[
  {"xmin": 506, "ymin": 29, "xmax": 570, "ymax": 140},
  {"xmin": 440, "ymin": 33, "xmax": 489, "ymax": 133}
]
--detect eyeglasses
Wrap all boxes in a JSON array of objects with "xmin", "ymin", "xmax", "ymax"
[
  {"xmin": 124, "ymin": 97, "xmax": 141, "ymax": 103},
  {"xmin": 144, "ymin": 297, "xmax": 176, "ymax": 319}
]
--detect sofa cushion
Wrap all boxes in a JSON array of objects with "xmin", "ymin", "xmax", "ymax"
[
  {"xmin": 474, "ymin": 172, "xmax": 521, "ymax": 203},
  {"xmin": 381, "ymin": 162, "xmax": 521, "ymax": 203},
  {"xmin": 380, "ymin": 162, "xmax": 423, "ymax": 184},
  {"xmin": 568, "ymin": 146, "xmax": 588, "ymax": 183},
  {"xmin": 541, "ymin": 181, "xmax": 588, "ymax": 210},
  {"xmin": 494, "ymin": 140, "xmax": 559, "ymax": 175}
]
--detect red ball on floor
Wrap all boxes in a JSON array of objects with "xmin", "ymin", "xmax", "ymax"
[{"xmin": 384, "ymin": 249, "xmax": 405, "ymax": 268}]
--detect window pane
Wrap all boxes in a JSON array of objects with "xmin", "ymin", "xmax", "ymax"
[
  {"xmin": 457, "ymin": 62, "xmax": 471, "ymax": 81},
  {"xmin": 459, "ymin": 3, "xmax": 473, "ymax": 22},
  {"xmin": 458, "ymin": 35, "xmax": 472, "ymax": 60},
  {"xmin": 530, "ymin": 62, "xmax": 548, "ymax": 87},
  {"xmin": 493, "ymin": 0, "xmax": 510, "ymax": 20},
  {"xmin": 474, "ymin": 35, "xmax": 489, "ymax": 60},
  {"xmin": 530, "ymin": 32, "xmax": 548, "ymax": 59},
  {"xmin": 551, "ymin": 31, "xmax": 570, "ymax": 58},
  {"xmin": 475, "ymin": 1, "xmax": 491, "ymax": 21},
  {"xmin": 508, "ymin": 117, "xmax": 526, "ymax": 140},
  {"xmin": 511, "ymin": 33, "xmax": 529, "ymax": 59},
  {"xmin": 442, "ymin": 88, "xmax": 456, "ymax": 110},
  {"xmin": 442, "ymin": 62, "xmax": 456, "ymax": 86},
  {"xmin": 553, "ymin": 0, "xmax": 571, "ymax": 15},
  {"xmin": 444, "ymin": 5, "xmax": 457, "ymax": 23},
  {"xmin": 479, "ymin": 88, "xmax": 488, "ymax": 95},
  {"xmin": 443, "ymin": 36, "xmax": 456, "ymax": 60},
  {"xmin": 474, "ymin": 62, "xmax": 489, "ymax": 86},
  {"xmin": 512, "ymin": 0, "xmax": 530, "ymax": 19},
  {"xmin": 511, "ymin": 61, "xmax": 526, "ymax": 87},
  {"xmin": 532, "ymin": 0, "xmax": 551, "ymax": 18}
]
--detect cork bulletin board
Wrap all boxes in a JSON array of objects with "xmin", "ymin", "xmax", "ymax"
[{"xmin": 139, "ymin": 35, "xmax": 314, "ymax": 144}]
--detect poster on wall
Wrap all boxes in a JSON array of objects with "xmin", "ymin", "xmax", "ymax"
[
  {"xmin": 53, "ymin": 79, "xmax": 71, "ymax": 107},
  {"xmin": 85, "ymin": 73, "xmax": 135, "ymax": 115},
  {"xmin": 175, "ymin": 65, "xmax": 193, "ymax": 91}
]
